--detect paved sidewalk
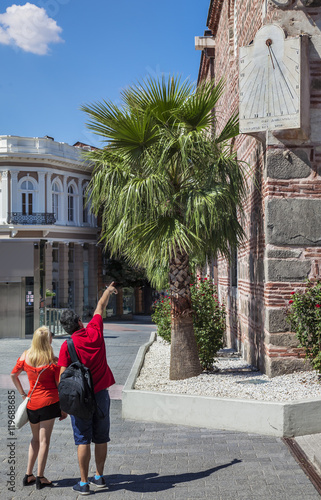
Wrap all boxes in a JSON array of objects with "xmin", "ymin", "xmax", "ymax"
[
  {"xmin": 1, "ymin": 319, "xmax": 320, "ymax": 499},
  {"xmin": 296, "ymin": 433, "xmax": 321, "ymax": 475}
]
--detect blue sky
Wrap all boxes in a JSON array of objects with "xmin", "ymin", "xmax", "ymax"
[{"xmin": 0, "ymin": 0, "xmax": 210, "ymax": 147}]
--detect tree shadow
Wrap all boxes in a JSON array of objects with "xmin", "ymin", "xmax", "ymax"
[{"xmin": 54, "ymin": 458, "xmax": 241, "ymax": 493}]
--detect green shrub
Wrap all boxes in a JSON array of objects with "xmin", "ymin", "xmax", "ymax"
[
  {"xmin": 152, "ymin": 278, "xmax": 226, "ymax": 370},
  {"xmin": 286, "ymin": 279, "xmax": 321, "ymax": 373},
  {"xmin": 151, "ymin": 294, "xmax": 171, "ymax": 343},
  {"xmin": 191, "ymin": 278, "xmax": 225, "ymax": 370}
]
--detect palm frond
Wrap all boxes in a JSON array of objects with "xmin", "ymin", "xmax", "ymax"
[
  {"xmin": 121, "ymin": 74, "xmax": 193, "ymax": 122},
  {"xmin": 178, "ymin": 79, "xmax": 225, "ymax": 131},
  {"xmin": 215, "ymin": 111, "xmax": 239, "ymax": 144},
  {"xmin": 82, "ymin": 74, "xmax": 248, "ymax": 285}
]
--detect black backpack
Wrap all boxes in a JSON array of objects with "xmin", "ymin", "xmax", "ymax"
[{"xmin": 58, "ymin": 338, "xmax": 96, "ymax": 420}]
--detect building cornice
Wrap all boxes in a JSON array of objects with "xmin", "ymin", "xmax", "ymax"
[
  {"xmin": 0, "ymin": 136, "xmax": 93, "ymax": 173},
  {"xmin": 0, "ymin": 224, "xmax": 99, "ymax": 241},
  {"xmin": 0, "ymin": 160, "xmax": 92, "ymax": 175},
  {"xmin": 0, "ymin": 156, "xmax": 92, "ymax": 173},
  {"xmin": 206, "ymin": 0, "xmax": 223, "ymax": 37}
]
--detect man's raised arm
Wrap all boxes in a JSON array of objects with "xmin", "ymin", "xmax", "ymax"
[{"xmin": 94, "ymin": 281, "xmax": 118, "ymax": 317}]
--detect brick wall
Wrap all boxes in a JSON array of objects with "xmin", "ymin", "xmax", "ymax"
[{"xmin": 199, "ymin": 0, "xmax": 321, "ymax": 375}]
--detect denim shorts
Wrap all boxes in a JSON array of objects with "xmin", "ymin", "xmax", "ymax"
[{"xmin": 70, "ymin": 389, "xmax": 111, "ymax": 445}]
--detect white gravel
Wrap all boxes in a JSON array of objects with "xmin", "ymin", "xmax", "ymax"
[{"xmin": 134, "ymin": 336, "xmax": 321, "ymax": 402}]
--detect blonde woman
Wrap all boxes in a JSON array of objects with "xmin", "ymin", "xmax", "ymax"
[{"xmin": 11, "ymin": 326, "xmax": 67, "ymax": 489}]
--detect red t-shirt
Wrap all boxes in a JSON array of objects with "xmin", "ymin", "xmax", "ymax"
[
  {"xmin": 58, "ymin": 314, "xmax": 115, "ymax": 393},
  {"xmin": 11, "ymin": 359, "xmax": 60, "ymax": 411}
]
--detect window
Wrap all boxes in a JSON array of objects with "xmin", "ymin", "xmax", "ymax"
[
  {"xmin": 82, "ymin": 185, "xmax": 89, "ymax": 224},
  {"xmin": 21, "ymin": 180, "xmax": 34, "ymax": 215},
  {"xmin": 52, "ymin": 181, "xmax": 61, "ymax": 220},
  {"xmin": 52, "ymin": 192, "xmax": 58, "ymax": 219},
  {"xmin": 68, "ymin": 185, "xmax": 74, "ymax": 222}
]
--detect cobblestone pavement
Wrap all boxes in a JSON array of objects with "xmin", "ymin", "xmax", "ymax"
[{"xmin": 1, "ymin": 318, "xmax": 320, "ymax": 499}]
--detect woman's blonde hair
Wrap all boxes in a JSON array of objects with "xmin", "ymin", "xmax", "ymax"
[{"xmin": 27, "ymin": 327, "xmax": 55, "ymax": 367}]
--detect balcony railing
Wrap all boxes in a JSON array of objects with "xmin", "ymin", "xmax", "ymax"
[{"xmin": 7, "ymin": 212, "xmax": 56, "ymax": 225}]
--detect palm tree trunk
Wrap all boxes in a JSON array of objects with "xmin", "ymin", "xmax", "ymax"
[{"xmin": 169, "ymin": 248, "xmax": 202, "ymax": 380}]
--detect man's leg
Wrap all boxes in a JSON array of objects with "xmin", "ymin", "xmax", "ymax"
[
  {"xmin": 70, "ymin": 414, "xmax": 93, "ymax": 485},
  {"xmin": 77, "ymin": 444, "xmax": 91, "ymax": 483},
  {"xmin": 92, "ymin": 390, "xmax": 110, "ymax": 484},
  {"xmin": 95, "ymin": 443, "xmax": 107, "ymax": 476}
]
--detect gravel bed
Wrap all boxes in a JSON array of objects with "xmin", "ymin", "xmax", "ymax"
[{"xmin": 134, "ymin": 337, "xmax": 321, "ymax": 402}]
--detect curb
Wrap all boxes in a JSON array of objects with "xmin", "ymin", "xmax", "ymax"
[{"xmin": 122, "ymin": 334, "xmax": 321, "ymax": 437}]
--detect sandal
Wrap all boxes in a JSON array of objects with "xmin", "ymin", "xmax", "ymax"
[
  {"xmin": 36, "ymin": 476, "xmax": 53, "ymax": 489},
  {"xmin": 23, "ymin": 474, "xmax": 36, "ymax": 486}
]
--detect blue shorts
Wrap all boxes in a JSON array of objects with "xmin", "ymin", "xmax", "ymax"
[{"xmin": 70, "ymin": 389, "xmax": 111, "ymax": 445}]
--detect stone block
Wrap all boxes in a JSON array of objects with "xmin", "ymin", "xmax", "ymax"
[
  {"xmin": 238, "ymin": 260, "xmax": 248, "ymax": 280},
  {"xmin": 266, "ymin": 198, "xmax": 321, "ymax": 246},
  {"xmin": 266, "ymin": 248, "xmax": 302, "ymax": 259},
  {"xmin": 266, "ymin": 356, "xmax": 312, "ymax": 378},
  {"xmin": 311, "ymin": 77, "xmax": 321, "ymax": 90},
  {"xmin": 265, "ymin": 332, "xmax": 299, "ymax": 348},
  {"xmin": 265, "ymin": 308, "xmax": 290, "ymax": 333},
  {"xmin": 249, "ymin": 254, "xmax": 264, "ymax": 282},
  {"xmin": 310, "ymin": 108, "xmax": 321, "ymax": 142},
  {"xmin": 265, "ymin": 259, "xmax": 311, "ymax": 282},
  {"xmin": 266, "ymin": 150, "xmax": 311, "ymax": 179}
]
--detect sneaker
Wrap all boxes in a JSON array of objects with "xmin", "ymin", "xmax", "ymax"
[
  {"xmin": 89, "ymin": 475, "xmax": 106, "ymax": 488},
  {"xmin": 72, "ymin": 482, "xmax": 90, "ymax": 495}
]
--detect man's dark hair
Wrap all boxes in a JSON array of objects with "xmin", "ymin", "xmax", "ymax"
[{"xmin": 60, "ymin": 310, "xmax": 81, "ymax": 335}]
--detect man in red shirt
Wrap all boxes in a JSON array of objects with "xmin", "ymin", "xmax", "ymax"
[{"xmin": 58, "ymin": 282, "xmax": 117, "ymax": 495}]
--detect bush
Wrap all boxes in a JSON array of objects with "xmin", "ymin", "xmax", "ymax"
[
  {"xmin": 152, "ymin": 278, "xmax": 226, "ymax": 370},
  {"xmin": 151, "ymin": 294, "xmax": 171, "ymax": 343},
  {"xmin": 286, "ymin": 279, "xmax": 321, "ymax": 373},
  {"xmin": 191, "ymin": 278, "xmax": 226, "ymax": 370}
]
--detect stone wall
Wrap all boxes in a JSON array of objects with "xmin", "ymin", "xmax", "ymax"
[{"xmin": 200, "ymin": 0, "xmax": 321, "ymax": 375}]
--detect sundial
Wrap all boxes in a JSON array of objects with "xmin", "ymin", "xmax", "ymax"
[{"xmin": 239, "ymin": 24, "xmax": 309, "ymax": 138}]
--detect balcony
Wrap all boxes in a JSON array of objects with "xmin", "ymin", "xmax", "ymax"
[{"xmin": 7, "ymin": 212, "xmax": 56, "ymax": 225}]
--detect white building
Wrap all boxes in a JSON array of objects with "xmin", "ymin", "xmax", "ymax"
[{"xmin": 0, "ymin": 135, "xmax": 99, "ymax": 338}]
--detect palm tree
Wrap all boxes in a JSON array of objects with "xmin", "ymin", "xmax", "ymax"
[{"xmin": 81, "ymin": 75, "xmax": 246, "ymax": 380}]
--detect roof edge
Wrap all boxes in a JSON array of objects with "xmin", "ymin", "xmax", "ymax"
[{"xmin": 206, "ymin": 0, "xmax": 224, "ymax": 37}]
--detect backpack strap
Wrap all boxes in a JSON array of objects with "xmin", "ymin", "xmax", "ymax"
[{"xmin": 67, "ymin": 337, "xmax": 80, "ymax": 364}]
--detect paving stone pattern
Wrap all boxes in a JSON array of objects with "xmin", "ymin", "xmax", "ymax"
[{"xmin": 0, "ymin": 319, "xmax": 320, "ymax": 499}]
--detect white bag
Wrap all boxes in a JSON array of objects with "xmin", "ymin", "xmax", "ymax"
[{"xmin": 13, "ymin": 397, "xmax": 30, "ymax": 429}]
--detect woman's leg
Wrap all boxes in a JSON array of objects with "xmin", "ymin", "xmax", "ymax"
[
  {"xmin": 26, "ymin": 422, "xmax": 40, "ymax": 479},
  {"xmin": 37, "ymin": 418, "xmax": 55, "ymax": 482}
]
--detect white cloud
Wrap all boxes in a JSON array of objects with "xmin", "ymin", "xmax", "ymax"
[{"xmin": 0, "ymin": 3, "xmax": 63, "ymax": 55}]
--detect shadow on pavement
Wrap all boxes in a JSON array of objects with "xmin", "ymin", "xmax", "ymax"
[{"xmin": 54, "ymin": 459, "xmax": 241, "ymax": 493}]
